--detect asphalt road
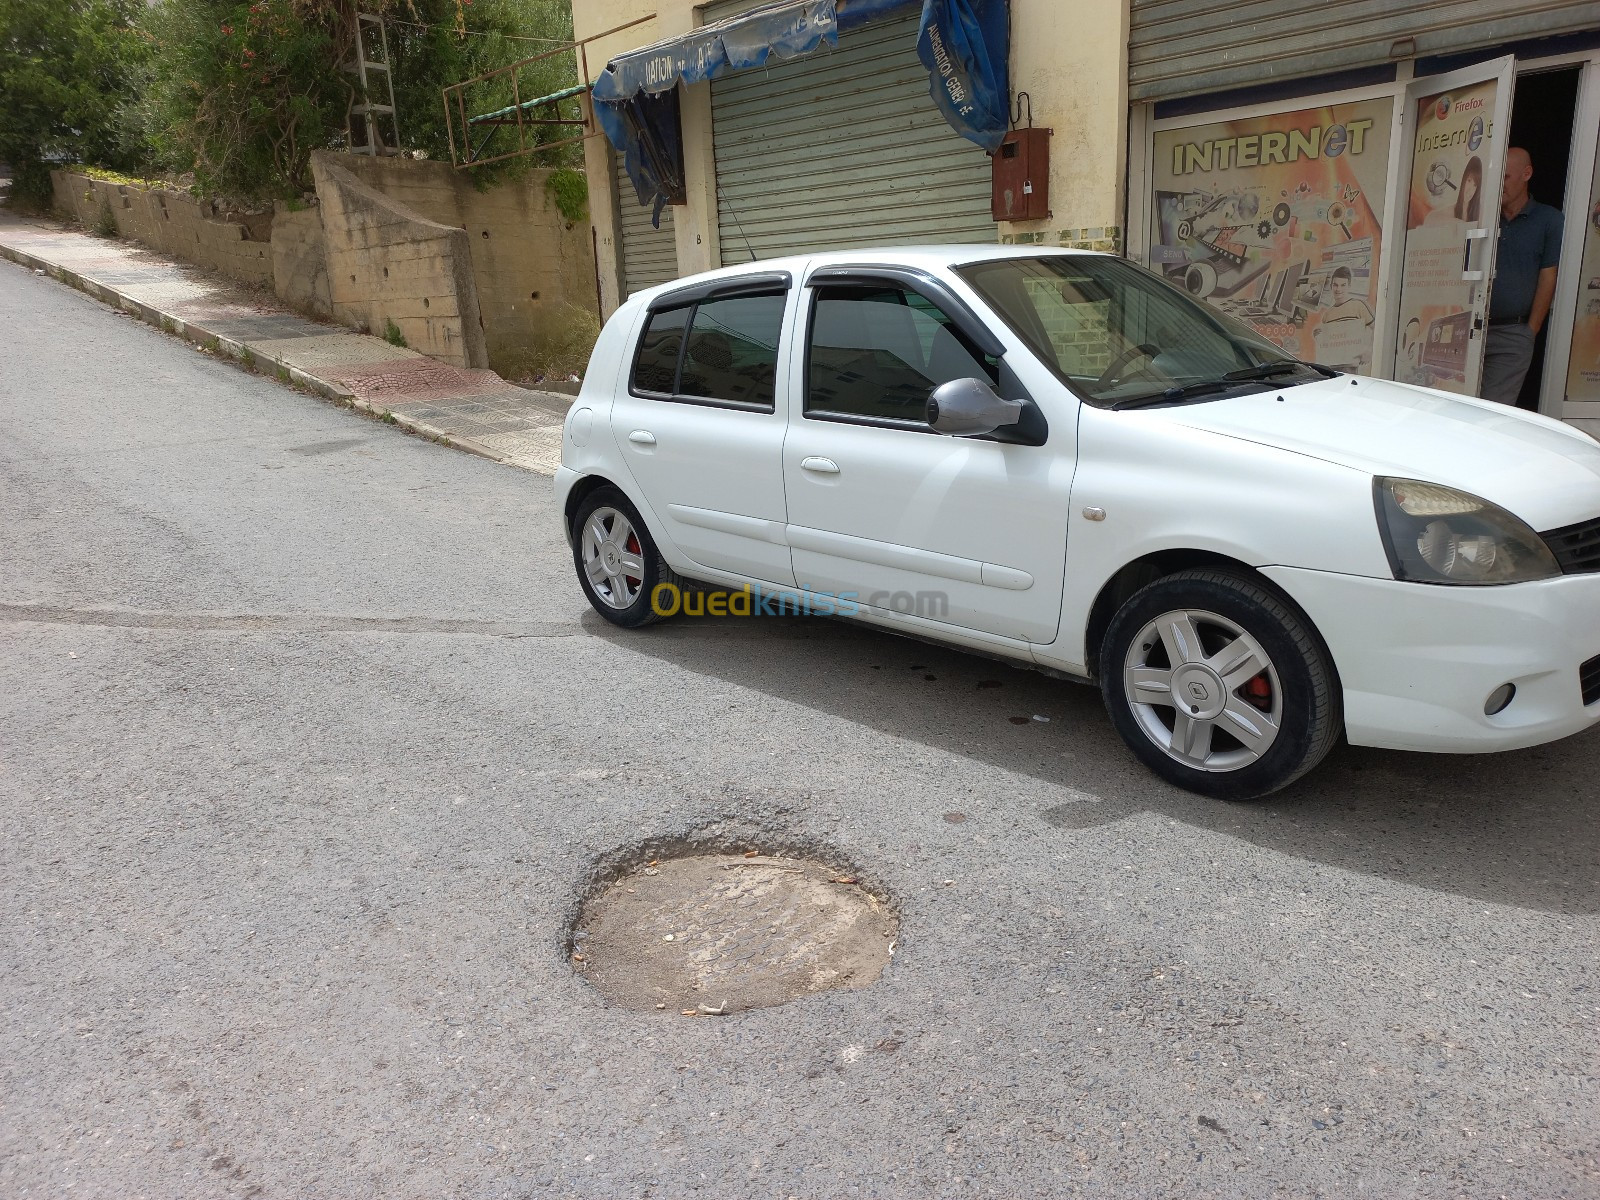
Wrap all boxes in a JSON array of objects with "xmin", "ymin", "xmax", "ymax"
[{"xmin": 3, "ymin": 256, "xmax": 1598, "ymax": 1199}]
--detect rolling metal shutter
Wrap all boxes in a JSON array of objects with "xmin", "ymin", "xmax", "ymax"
[
  {"xmin": 1130, "ymin": 0, "xmax": 1600, "ymax": 102},
  {"xmin": 710, "ymin": 10, "xmax": 995, "ymax": 266},
  {"xmin": 615, "ymin": 154, "xmax": 678, "ymax": 297}
]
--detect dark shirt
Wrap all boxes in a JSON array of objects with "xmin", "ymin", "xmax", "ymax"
[{"xmin": 1490, "ymin": 197, "xmax": 1562, "ymax": 321}]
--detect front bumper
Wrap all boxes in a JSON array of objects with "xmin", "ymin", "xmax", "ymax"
[{"xmin": 1264, "ymin": 565, "xmax": 1600, "ymax": 753}]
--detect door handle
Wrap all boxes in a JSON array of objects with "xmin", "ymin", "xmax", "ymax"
[
  {"xmin": 1462, "ymin": 227, "xmax": 1490, "ymax": 282},
  {"xmin": 800, "ymin": 456, "xmax": 840, "ymax": 475},
  {"xmin": 628, "ymin": 430, "xmax": 657, "ymax": 446}
]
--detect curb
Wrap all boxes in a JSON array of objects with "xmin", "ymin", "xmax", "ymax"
[{"xmin": 0, "ymin": 240, "xmax": 517, "ymax": 469}]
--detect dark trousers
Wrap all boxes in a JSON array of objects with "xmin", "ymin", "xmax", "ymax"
[{"xmin": 1481, "ymin": 323, "xmax": 1536, "ymax": 405}]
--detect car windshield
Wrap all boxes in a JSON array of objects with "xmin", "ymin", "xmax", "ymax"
[{"xmin": 955, "ymin": 255, "xmax": 1331, "ymax": 407}]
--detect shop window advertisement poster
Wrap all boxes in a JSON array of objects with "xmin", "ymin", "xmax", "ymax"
[
  {"xmin": 1150, "ymin": 98, "xmax": 1393, "ymax": 370},
  {"xmin": 1393, "ymin": 79, "xmax": 1499, "ymax": 393}
]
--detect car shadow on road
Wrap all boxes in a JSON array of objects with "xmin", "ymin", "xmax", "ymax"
[{"xmin": 584, "ymin": 611, "xmax": 1600, "ymax": 916}]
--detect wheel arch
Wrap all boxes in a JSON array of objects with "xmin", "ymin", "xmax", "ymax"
[
  {"xmin": 564, "ymin": 472, "xmax": 624, "ymax": 535},
  {"xmin": 562, "ymin": 472, "xmax": 696, "ymax": 579},
  {"xmin": 1081, "ymin": 550, "xmax": 1335, "ymax": 685}
]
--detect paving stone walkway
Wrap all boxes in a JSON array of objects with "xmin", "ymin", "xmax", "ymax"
[{"xmin": 0, "ymin": 211, "xmax": 572, "ymax": 475}]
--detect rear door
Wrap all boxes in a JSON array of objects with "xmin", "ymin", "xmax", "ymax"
[{"xmin": 609, "ymin": 273, "xmax": 796, "ymax": 585}]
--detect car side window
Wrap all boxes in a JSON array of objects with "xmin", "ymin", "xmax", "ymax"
[
  {"xmin": 630, "ymin": 292, "xmax": 785, "ymax": 410},
  {"xmin": 633, "ymin": 304, "xmax": 691, "ymax": 394},
  {"xmin": 806, "ymin": 284, "xmax": 999, "ymax": 423},
  {"xmin": 679, "ymin": 294, "xmax": 784, "ymax": 407}
]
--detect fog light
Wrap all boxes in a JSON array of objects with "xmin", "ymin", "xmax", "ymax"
[{"xmin": 1484, "ymin": 683, "xmax": 1516, "ymax": 716}]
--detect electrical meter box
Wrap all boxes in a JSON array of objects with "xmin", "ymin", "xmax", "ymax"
[{"xmin": 991, "ymin": 127, "xmax": 1051, "ymax": 222}]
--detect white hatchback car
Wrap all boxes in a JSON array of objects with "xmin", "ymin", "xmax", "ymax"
[{"xmin": 555, "ymin": 246, "xmax": 1600, "ymax": 799}]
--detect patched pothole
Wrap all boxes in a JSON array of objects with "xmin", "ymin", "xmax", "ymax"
[{"xmin": 572, "ymin": 851, "xmax": 898, "ymax": 1015}]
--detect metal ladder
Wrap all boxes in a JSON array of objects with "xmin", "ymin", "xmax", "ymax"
[{"xmin": 345, "ymin": 12, "xmax": 399, "ymax": 156}]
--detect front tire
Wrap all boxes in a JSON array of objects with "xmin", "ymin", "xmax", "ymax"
[
  {"xmin": 1099, "ymin": 569, "xmax": 1341, "ymax": 800},
  {"xmin": 571, "ymin": 487, "xmax": 679, "ymax": 628}
]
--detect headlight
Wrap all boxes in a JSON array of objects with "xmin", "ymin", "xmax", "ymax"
[{"xmin": 1374, "ymin": 477, "xmax": 1560, "ymax": 585}]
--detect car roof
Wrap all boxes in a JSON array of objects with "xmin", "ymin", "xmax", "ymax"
[{"xmin": 627, "ymin": 243, "xmax": 1107, "ymax": 307}]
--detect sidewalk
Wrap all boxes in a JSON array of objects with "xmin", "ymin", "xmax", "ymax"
[
  {"xmin": 0, "ymin": 210, "xmax": 573, "ymax": 475},
  {"xmin": 10, "ymin": 208, "xmax": 1595, "ymax": 456}
]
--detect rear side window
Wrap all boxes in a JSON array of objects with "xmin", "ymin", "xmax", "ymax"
[
  {"xmin": 630, "ymin": 292, "xmax": 785, "ymax": 410},
  {"xmin": 680, "ymin": 295, "xmax": 784, "ymax": 406},
  {"xmin": 633, "ymin": 305, "xmax": 690, "ymax": 394},
  {"xmin": 806, "ymin": 285, "xmax": 999, "ymax": 422}
]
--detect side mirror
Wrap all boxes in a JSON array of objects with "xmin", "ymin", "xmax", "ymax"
[{"xmin": 927, "ymin": 377, "xmax": 1025, "ymax": 438}]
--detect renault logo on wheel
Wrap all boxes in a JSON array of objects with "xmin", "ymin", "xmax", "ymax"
[{"xmin": 1187, "ymin": 680, "xmax": 1209, "ymax": 703}]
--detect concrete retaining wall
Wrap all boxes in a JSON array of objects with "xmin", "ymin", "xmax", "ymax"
[
  {"xmin": 325, "ymin": 154, "xmax": 598, "ymax": 375},
  {"xmin": 310, "ymin": 151, "xmax": 488, "ymax": 370},
  {"xmin": 51, "ymin": 171, "xmax": 274, "ymax": 287},
  {"xmin": 270, "ymin": 202, "xmax": 333, "ymax": 319},
  {"xmin": 50, "ymin": 158, "xmax": 597, "ymax": 376}
]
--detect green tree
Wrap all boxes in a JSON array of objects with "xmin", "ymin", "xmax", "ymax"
[
  {"xmin": 133, "ymin": 0, "xmax": 360, "ymax": 201},
  {"xmin": 129, "ymin": 0, "xmax": 576, "ymax": 204},
  {"xmin": 0, "ymin": 0, "xmax": 147, "ymax": 209},
  {"xmin": 387, "ymin": 0, "xmax": 579, "ymax": 176}
]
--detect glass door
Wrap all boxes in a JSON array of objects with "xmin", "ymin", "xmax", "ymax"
[
  {"xmin": 1391, "ymin": 57, "xmax": 1516, "ymax": 397},
  {"xmin": 1560, "ymin": 85, "xmax": 1600, "ymax": 413}
]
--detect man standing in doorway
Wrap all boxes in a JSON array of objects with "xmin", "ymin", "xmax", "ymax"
[{"xmin": 1481, "ymin": 147, "xmax": 1562, "ymax": 406}]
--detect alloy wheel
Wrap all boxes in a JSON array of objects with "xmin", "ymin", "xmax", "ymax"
[
  {"xmin": 1122, "ymin": 607, "xmax": 1283, "ymax": 773},
  {"xmin": 581, "ymin": 506, "xmax": 646, "ymax": 610}
]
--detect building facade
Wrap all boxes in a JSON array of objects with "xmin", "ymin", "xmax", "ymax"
[
  {"xmin": 575, "ymin": 0, "xmax": 1129, "ymax": 309},
  {"xmin": 1126, "ymin": 1, "xmax": 1600, "ymax": 426},
  {"xmin": 575, "ymin": 0, "xmax": 1600, "ymax": 428}
]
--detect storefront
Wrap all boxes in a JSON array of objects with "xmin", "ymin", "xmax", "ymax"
[
  {"xmin": 706, "ymin": 5, "xmax": 994, "ymax": 264},
  {"xmin": 613, "ymin": 150, "xmax": 677, "ymax": 298},
  {"xmin": 1125, "ymin": 4, "xmax": 1600, "ymax": 426},
  {"xmin": 584, "ymin": 0, "xmax": 1011, "ymax": 309}
]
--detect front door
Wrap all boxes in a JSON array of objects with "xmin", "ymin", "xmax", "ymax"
[
  {"xmin": 780, "ymin": 276, "xmax": 1073, "ymax": 645},
  {"xmin": 1391, "ymin": 57, "xmax": 1516, "ymax": 396},
  {"xmin": 609, "ymin": 286, "xmax": 796, "ymax": 585}
]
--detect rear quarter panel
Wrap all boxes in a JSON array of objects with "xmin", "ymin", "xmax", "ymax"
[{"xmin": 558, "ymin": 300, "xmax": 642, "ymax": 508}]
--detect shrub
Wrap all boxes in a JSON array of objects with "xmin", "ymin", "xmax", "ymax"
[
  {"xmin": 499, "ymin": 300, "xmax": 599, "ymax": 384},
  {"xmin": 388, "ymin": 0, "xmax": 579, "ymax": 181},
  {"xmin": 383, "ymin": 319, "xmax": 407, "ymax": 347},
  {"xmin": 128, "ymin": 0, "xmax": 578, "ymax": 204},
  {"xmin": 544, "ymin": 168, "xmax": 588, "ymax": 222},
  {"xmin": 0, "ymin": 0, "xmax": 147, "ymax": 210},
  {"xmin": 132, "ymin": 0, "xmax": 354, "ymax": 202}
]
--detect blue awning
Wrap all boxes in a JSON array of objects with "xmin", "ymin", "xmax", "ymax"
[
  {"xmin": 595, "ymin": 0, "xmax": 1009, "ymax": 218},
  {"xmin": 838, "ymin": 0, "xmax": 921, "ymax": 30},
  {"xmin": 591, "ymin": 1, "xmax": 841, "ymax": 103},
  {"xmin": 597, "ymin": 88, "xmax": 686, "ymax": 228},
  {"xmin": 919, "ymin": 0, "xmax": 1009, "ymax": 153}
]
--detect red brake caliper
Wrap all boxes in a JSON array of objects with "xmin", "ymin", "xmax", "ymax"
[
  {"xmin": 624, "ymin": 533, "xmax": 643, "ymax": 581},
  {"xmin": 1244, "ymin": 673, "xmax": 1272, "ymax": 710}
]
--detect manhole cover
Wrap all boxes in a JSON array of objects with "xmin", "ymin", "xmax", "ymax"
[{"xmin": 573, "ymin": 853, "xmax": 897, "ymax": 1015}]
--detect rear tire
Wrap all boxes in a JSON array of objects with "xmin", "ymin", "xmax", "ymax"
[
  {"xmin": 570, "ymin": 487, "xmax": 680, "ymax": 628},
  {"xmin": 1099, "ymin": 568, "xmax": 1341, "ymax": 800}
]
